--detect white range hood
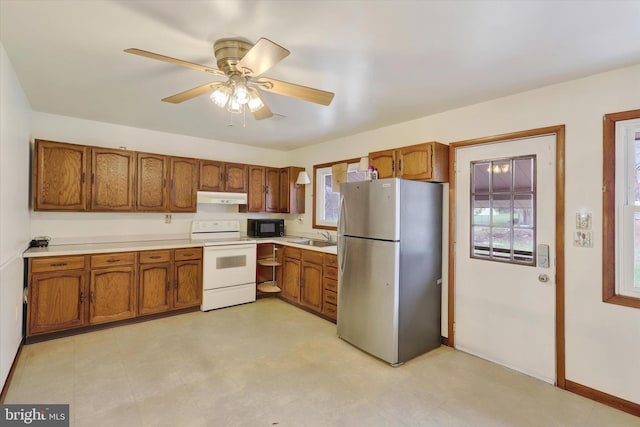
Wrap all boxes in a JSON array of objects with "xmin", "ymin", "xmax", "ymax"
[{"xmin": 196, "ymin": 191, "xmax": 247, "ymax": 205}]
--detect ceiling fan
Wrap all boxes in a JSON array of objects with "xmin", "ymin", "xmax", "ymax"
[{"xmin": 125, "ymin": 37, "xmax": 334, "ymax": 120}]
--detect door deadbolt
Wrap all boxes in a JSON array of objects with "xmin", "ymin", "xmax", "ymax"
[{"xmin": 538, "ymin": 274, "xmax": 550, "ymax": 283}]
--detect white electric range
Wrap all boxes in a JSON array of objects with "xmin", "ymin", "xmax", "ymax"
[{"xmin": 190, "ymin": 220, "xmax": 257, "ymax": 311}]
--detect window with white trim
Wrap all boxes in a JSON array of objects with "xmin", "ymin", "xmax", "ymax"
[
  {"xmin": 603, "ymin": 109, "xmax": 640, "ymax": 309},
  {"xmin": 615, "ymin": 120, "xmax": 640, "ymax": 298},
  {"xmin": 314, "ymin": 160, "xmax": 367, "ymax": 229}
]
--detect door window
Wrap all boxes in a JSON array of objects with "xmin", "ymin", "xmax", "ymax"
[{"xmin": 470, "ymin": 156, "xmax": 536, "ymax": 264}]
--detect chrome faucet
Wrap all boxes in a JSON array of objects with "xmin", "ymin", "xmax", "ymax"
[{"xmin": 319, "ymin": 231, "xmax": 334, "ymax": 243}]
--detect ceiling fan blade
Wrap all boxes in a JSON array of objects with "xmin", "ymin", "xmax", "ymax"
[
  {"xmin": 250, "ymin": 89, "xmax": 273, "ymax": 120},
  {"xmin": 162, "ymin": 82, "xmax": 223, "ymax": 104},
  {"xmin": 236, "ymin": 38, "xmax": 290, "ymax": 77},
  {"xmin": 257, "ymin": 77, "xmax": 334, "ymax": 106},
  {"xmin": 124, "ymin": 48, "xmax": 226, "ymax": 76}
]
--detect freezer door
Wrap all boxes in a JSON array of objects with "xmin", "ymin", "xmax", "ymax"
[
  {"xmin": 337, "ymin": 236, "xmax": 399, "ymax": 364},
  {"xmin": 339, "ymin": 179, "xmax": 400, "ymax": 241}
]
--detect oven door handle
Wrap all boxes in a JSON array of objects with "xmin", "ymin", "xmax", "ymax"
[{"xmin": 204, "ymin": 244, "xmax": 256, "ymax": 251}]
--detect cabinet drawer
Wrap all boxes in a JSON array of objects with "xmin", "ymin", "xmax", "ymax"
[
  {"xmin": 323, "ymin": 289, "xmax": 337, "ymax": 305},
  {"xmin": 139, "ymin": 250, "xmax": 171, "ymax": 264},
  {"xmin": 284, "ymin": 247, "xmax": 301, "ymax": 260},
  {"xmin": 91, "ymin": 252, "xmax": 136, "ymax": 268},
  {"xmin": 324, "ymin": 254, "xmax": 337, "ymax": 267},
  {"xmin": 302, "ymin": 249, "xmax": 324, "ymax": 265},
  {"xmin": 324, "ymin": 277, "xmax": 338, "ymax": 293},
  {"xmin": 31, "ymin": 256, "xmax": 86, "ymax": 273},
  {"xmin": 174, "ymin": 247, "xmax": 202, "ymax": 261},
  {"xmin": 324, "ymin": 266, "xmax": 338, "ymax": 280},
  {"xmin": 323, "ymin": 302, "xmax": 337, "ymax": 319}
]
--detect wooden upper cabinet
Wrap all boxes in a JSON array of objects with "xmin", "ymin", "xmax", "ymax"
[
  {"xmin": 137, "ymin": 152, "xmax": 168, "ymax": 211},
  {"xmin": 369, "ymin": 149, "xmax": 397, "ymax": 180},
  {"xmin": 369, "ymin": 142, "xmax": 449, "ymax": 183},
  {"xmin": 169, "ymin": 157, "xmax": 199, "ymax": 212},
  {"xmin": 280, "ymin": 166, "xmax": 305, "ymax": 214},
  {"xmin": 225, "ymin": 163, "xmax": 248, "ymax": 193},
  {"xmin": 200, "ymin": 161, "xmax": 247, "ymax": 193},
  {"xmin": 278, "ymin": 168, "xmax": 290, "ymax": 213},
  {"xmin": 90, "ymin": 148, "xmax": 136, "ymax": 211},
  {"xmin": 199, "ymin": 160, "xmax": 224, "ymax": 192},
  {"xmin": 246, "ymin": 165, "xmax": 266, "ymax": 212},
  {"xmin": 265, "ymin": 167, "xmax": 280, "ymax": 212},
  {"xmin": 34, "ymin": 139, "xmax": 88, "ymax": 211}
]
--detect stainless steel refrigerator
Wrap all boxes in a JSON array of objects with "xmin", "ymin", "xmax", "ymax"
[{"xmin": 337, "ymin": 178, "xmax": 442, "ymax": 365}]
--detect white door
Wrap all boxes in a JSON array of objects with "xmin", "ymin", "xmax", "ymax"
[{"xmin": 454, "ymin": 135, "xmax": 556, "ymax": 383}]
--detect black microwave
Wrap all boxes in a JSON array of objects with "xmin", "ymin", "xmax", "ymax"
[{"xmin": 247, "ymin": 219, "xmax": 285, "ymax": 237}]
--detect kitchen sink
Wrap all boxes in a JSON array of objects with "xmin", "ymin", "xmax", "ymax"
[{"xmin": 288, "ymin": 239, "xmax": 336, "ymax": 248}]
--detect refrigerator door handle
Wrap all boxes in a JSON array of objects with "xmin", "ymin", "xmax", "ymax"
[{"xmin": 338, "ymin": 194, "xmax": 347, "ymax": 274}]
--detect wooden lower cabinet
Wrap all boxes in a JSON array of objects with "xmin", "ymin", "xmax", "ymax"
[
  {"xmin": 173, "ymin": 248, "xmax": 203, "ymax": 308},
  {"xmin": 300, "ymin": 251, "xmax": 323, "ymax": 312},
  {"xmin": 280, "ymin": 247, "xmax": 337, "ymax": 321},
  {"xmin": 89, "ymin": 252, "xmax": 137, "ymax": 324},
  {"xmin": 281, "ymin": 248, "xmax": 302, "ymax": 302},
  {"xmin": 29, "ymin": 269, "xmax": 87, "ymax": 335},
  {"xmin": 27, "ymin": 247, "xmax": 202, "ymax": 337},
  {"xmin": 322, "ymin": 254, "xmax": 338, "ymax": 321},
  {"xmin": 138, "ymin": 250, "xmax": 172, "ymax": 315}
]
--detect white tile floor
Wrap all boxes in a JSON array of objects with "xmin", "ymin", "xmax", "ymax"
[{"xmin": 5, "ymin": 298, "xmax": 640, "ymax": 427}]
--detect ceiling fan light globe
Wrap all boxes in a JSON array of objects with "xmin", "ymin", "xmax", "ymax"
[
  {"xmin": 227, "ymin": 98, "xmax": 243, "ymax": 114},
  {"xmin": 248, "ymin": 92, "xmax": 265, "ymax": 112},
  {"xmin": 234, "ymin": 86, "xmax": 249, "ymax": 105},
  {"xmin": 210, "ymin": 84, "xmax": 231, "ymax": 108}
]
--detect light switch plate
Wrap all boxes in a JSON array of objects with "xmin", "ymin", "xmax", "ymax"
[
  {"xmin": 573, "ymin": 231, "xmax": 593, "ymax": 247},
  {"xmin": 576, "ymin": 211, "xmax": 592, "ymax": 230}
]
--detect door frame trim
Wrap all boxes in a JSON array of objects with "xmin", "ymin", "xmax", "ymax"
[{"xmin": 448, "ymin": 125, "xmax": 566, "ymax": 388}]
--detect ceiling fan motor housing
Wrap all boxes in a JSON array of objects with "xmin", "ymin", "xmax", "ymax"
[{"xmin": 213, "ymin": 38, "xmax": 254, "ymax": 75}]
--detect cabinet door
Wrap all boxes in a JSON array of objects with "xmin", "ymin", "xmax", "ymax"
[
  {"xmin": 265, "ymin": 167, "xmax": 280, "ymax": 212},
  {"xmin": 139, "ymin": 263, "xmax": 172, "ymax": 315},
  {"xmin": 90, "ymin": 148, "xmax": 135, "ymax": 211},
  {"xmin": 278, "ymin": 168, "xmax": 290, "ymax": 213},
  {"xmin": 288, "ymin": 167, "xmax": 306, "ymax": 214},
  {"xmin": 300, "ymin": 260, "xmax": 323, "ymax": 312},
  {"xmin": 369, "ymin": 149, "xmax": 397, "ymax": 179},
  {"xmin": 137, "ymin": 152, "xmax": 168, "ymax": 211},
  {"xmin": 397, "ymin": 143, "xmax": 432, "ymax": 180},
  {"xmin": 29, "ymin": 270, "xmax": 87, "ymax": 335},
  {"xmin": 246, "ymin": 165, "xmax": 266, "ymax": 212},
  {"xmin": 34, "ymin": 139, "xmax": 88, "ymax": 211},
  {"xmin": 282, "ymin": 257, "xmax": 301, "ymax": 302},
  {"xmin": 89, "ymin": 266, "xmax": 137, "ymax": 324},
  {"xmin": 170, "ymin": 157, "xmax": 199, "ymax": 212},
  {"xmin": 200, "ymin": 160, "xmax": 225, "ymax": 192},
  {"xmin": 225, "ymin": 162, "xmax": 248, "ymax": 193},
  {"xmin": 174, "ymin": 259, "xmax": 202, "ymax": 308}
]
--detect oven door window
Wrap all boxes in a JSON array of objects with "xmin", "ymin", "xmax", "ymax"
[{"xmin": 216, "ymin": 255, "xmax": 247, "ymax": 269}]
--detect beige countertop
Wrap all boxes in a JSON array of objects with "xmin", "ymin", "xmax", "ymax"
[
  {"xmin": 252, "ymin": 236, "xmax": 338, "ymax": 255},
  {"xmin": 23, "ymin": 239, "xmax": 202, "ymax": 258},
  {"xmin": 23, "ymin": 236, "xmax": 337, "ymax": 258}
]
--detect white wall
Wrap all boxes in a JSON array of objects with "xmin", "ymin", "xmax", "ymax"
[
  {"xmin": 29, "ymin": 113, "xmax": 295, "ymax": 243},
  {"xmin": 289, "ymin": 64, "xmax": 640, "ymax": 405},
  {"xmin": 0, "ymin": 42, "xmax": 31, "ymax": 390}
]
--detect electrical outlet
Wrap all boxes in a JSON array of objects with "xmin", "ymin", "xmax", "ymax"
[{"xmin": 165, "ymin": 214, "xmax": 172, "ymax": 224}]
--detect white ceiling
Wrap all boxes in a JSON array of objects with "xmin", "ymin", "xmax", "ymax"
[{"xmin": 1, "ymin": 1, "xmax": 639, "ymax": 151}]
